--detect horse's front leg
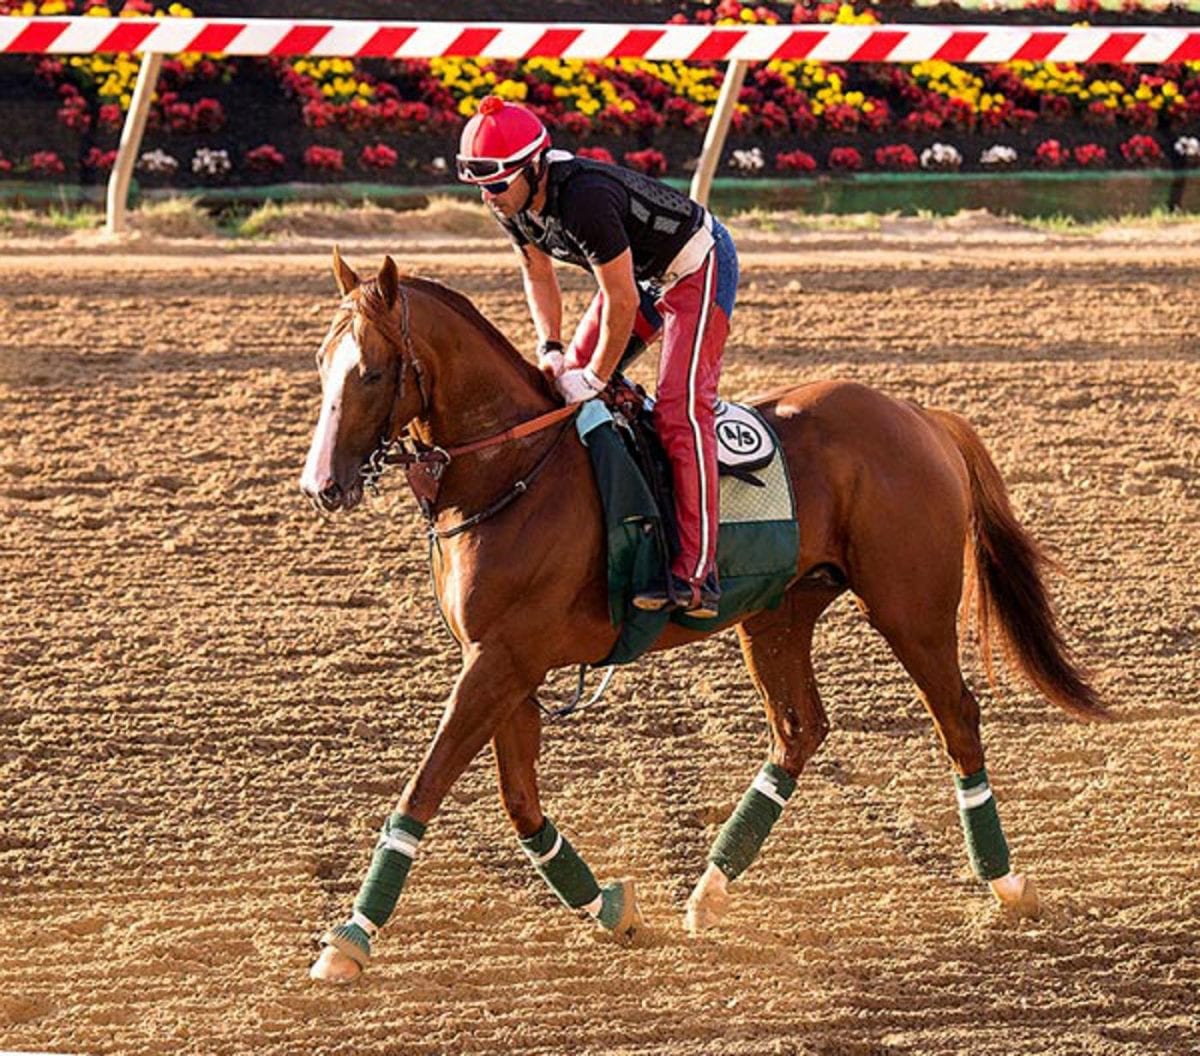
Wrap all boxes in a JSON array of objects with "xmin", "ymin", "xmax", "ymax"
[
  {"xmin": 493, "ymin": 696, "xmax": 643, "ymax": 941},
  {"xmin": 310, "ymin": 646, "xmax": 537, "ymax": 983}
]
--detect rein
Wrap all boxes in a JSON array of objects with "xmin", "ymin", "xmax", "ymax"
[{"xmin": 360, "ymin": 285, "xmax": 579, "ymax": 537}]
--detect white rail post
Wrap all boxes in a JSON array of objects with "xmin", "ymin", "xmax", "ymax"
[
  {"xmin": 689, "ymin": 59, "xmax": 749, "ymax": 208},
  {"xmin": 105, "ymin": 51, "xmax": 163, "ymax": 235}
]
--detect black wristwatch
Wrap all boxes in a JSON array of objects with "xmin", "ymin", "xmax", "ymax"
[{"xmin": 537, "ymin": 339, "xmax": 564, "ymax": 356}]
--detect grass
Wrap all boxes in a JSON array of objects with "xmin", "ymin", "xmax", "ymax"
[
  {"xmin": 1023, "ymin": 206, "xmax": 1200, "ymax": 235},
  {"xmin": 4, "ymin": 197, "xmax": 1200, "ymax": 241},
  {"xmin": 728, "ymin": 206, "xmax": 885, "ymax": 233},
  {"xmin": 231, "ymin": 195, "xmax": 494, "ymax": 239},
  {"xmin": 0, "ymin": 204, "xmax": 104, "ymax": 234},
  {"xmin": 130, "ymin": 197, "xmax": 217, "ymax": 238}
]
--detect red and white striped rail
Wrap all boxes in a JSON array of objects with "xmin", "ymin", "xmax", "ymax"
[{"xmin": 2, "ymin": 17, "xmax": 1199, "ymax": 63}]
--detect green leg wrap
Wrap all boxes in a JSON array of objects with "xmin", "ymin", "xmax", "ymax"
[
  {"xmin": 955, "ymin": 768, "xmax": 1011, "ymax": 882},
  {"xmin": 520, "ymin": 816, "xmax": 602, "ymax": 911},
  {"xmin": 596, "ymin": 884, "xmax": 627, "ymax": 931},
  {"xmin": 709, "ymin": 761, "xmax": 797, "ymax": 882},
  {"xmin": 353, "ymin": 813, "xmax": 427, "ymax": 929}
]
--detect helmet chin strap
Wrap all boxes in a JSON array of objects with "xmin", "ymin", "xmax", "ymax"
[{"xmin": 516, "ymin": 155, "xmax": 545, "ymax": 214}]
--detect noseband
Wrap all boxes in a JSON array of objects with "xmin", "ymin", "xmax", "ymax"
[{"xmin": 355, "ymin": 284, "xmax": 578, "ymax": 537}]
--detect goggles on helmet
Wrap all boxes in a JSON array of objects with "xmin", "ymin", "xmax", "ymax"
[{"xmin": 456, "ymin": 141, "xmax": 545, "ymax": 185}]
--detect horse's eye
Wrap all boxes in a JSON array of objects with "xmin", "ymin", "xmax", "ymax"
[{"xmin": 361, "ymin": 368, "xmax": 384, "ymax": 386}]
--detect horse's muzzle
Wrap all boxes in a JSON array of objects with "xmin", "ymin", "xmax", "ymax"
[{"xmin": 301, "ymin": 477, "xmax": 363, "ymax": 513}]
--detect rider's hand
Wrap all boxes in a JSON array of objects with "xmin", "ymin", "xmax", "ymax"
[
  {"xmin": 537, "ymin": 339, "xmax": 565, "ymax": 383},
  {"xmin": 538, "ymin": 349, "xmax": 565, "ymax": 381},
  {"xmin": 556, "ymin": 366, "xmax": 607, "ymax": 405}
]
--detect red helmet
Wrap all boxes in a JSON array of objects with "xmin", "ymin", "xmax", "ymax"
[{"xmin": 456, "ymin": 96, "xmax": 550, "ymax": 186}]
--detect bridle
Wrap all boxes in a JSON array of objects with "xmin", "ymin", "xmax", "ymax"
[{"xmin": 355, "ymin": 284, "xmax": 579, "ymax": 538}]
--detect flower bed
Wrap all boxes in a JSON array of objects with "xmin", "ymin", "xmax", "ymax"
[{"xmin": 2, "ymin": 0, "xmax": 1200, "ymax": 188}]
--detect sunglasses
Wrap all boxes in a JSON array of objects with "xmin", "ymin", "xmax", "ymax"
[{"xmin": 477, "ymin": 174, "xmax": 516, "ymax": 194}]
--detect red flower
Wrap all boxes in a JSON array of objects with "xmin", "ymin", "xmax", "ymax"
[
  {"xmin": 755, "ymin": 100, "xmax": 792, "ymax": 135},
  {"xmin": 1120, "ymin": 134, "xmax": 1164, "ymax": 167},
  {"xmin": 900, "ymin": 110, "xmax": 943, "ymax": 134},
  {"xmin": 1038, "ymin": 95, "xmax": 1073, "ymax": 125},
  {"xmin": 1008, "ymin": 108, "xmax": 1039, "ymax": 134},
  {"xmin": 1122, "ymin": 101, "xmax": 1158, "ymax": 131},
  {"xmin": 98, "ymin": 103, "xmax": 123, "ymax": 129},
  {"xmin": 622, "ymin": 149, "xmax": 667, "ymax": 177},
  {"xmin": 873, "ymin": 144, "xmax": 918, "ymax": 172},
  {"xmin": 774, "ymin": 149, "xmax": 816, "ymax": 173},
  {"xmin": 302, "ymin": 100, "xmax": 337, "ymax": 129},
  {"xmin": 56, "ymin": 92, "xmax": 91, "ymax": 132},
  {"xmin": 83, "ymin": 147, "xmax": 117, "ymax": 171},
  {"xmin": 29, "ymin": 151, "xmax": 65, "ymax": 177},
  {"xmin": 823, "ymin": 103, "xmax": 860, "ymax": 133},
  {"xmin": 1073, "ymin": 143, "xmax": 1108, "ymax": 168},
  {"xmin": 596, "ymin": 104, "xmax": 635, "ymax": 135},
  {"xmin": 1034, "ymin": 138, "xmax": 1068, "ymax": 169},
  {"xmin": 303, "ymin": 145, "xmax": 344, "ymax": 172},
  {"xmin": 827, "ymin": 147, "xmax": 862, "ymax": 173},
  {"xmin": 360, "ymin": 143, "xmax": 398, "ymax": 169},
  {"xmin": 860, "ymin": 99, "xmax": 890, "ymax": 133},
  {"xmin": 557, "ymin": 111, "xmax": 591, "ymax": 136},
  {"xmin": 244, "ymin": 144, "xmax": 286, "ymax": 172},
  {"xmin": 1083, "ymin": 100, "xmax": 1117, "ymax": 128},
  {"xmin": 192, "ymin": 98, "xmax": 225, "ymax": 133},
  {"xmin": 577, "ymin": 146, "xmax": 615, "ymax": 165}
]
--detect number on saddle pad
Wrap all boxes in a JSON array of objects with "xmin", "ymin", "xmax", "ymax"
[{"xmin": 715, "ymin": 401, "xmax": 775, "ymax": 473}]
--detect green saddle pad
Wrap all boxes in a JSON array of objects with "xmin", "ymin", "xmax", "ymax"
[{"xmin": 576, "ymin": 399, "xmax": 799, "ymax": 667}]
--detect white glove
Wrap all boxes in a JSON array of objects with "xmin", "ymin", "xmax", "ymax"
[
  {"xmin": 537, "ymin": 349, "xmax": 566, "ymax": 380},
  {"xmin": 556, "ymin": 366, "xmax": 607, "ymax": 405}
]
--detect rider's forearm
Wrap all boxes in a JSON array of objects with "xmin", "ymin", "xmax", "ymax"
[
  {"xmin": 521, "ymin": 265, "xmax": 562, "ymax": 345},
  {"xmin": 589, "ymin": 292, "xmax": 637, "ymax": 382}
]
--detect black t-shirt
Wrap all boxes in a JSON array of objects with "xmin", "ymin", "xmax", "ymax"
[{"xmin": 502, "ymin": 154, "xmax": 703, "ymax": 284}]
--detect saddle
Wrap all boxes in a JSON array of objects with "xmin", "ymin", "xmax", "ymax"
[
  {"xmin": 578, "ymin": 376, "xmax": 798, "ymax": 666},
  {"xmin": 602, "ymin": 378, "xmax": 777, "ymax": 554}
]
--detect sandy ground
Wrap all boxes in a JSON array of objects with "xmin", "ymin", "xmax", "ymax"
[{"xmin": 1, "ymin": 223, "xmax": 1198, "ymax": 1056}]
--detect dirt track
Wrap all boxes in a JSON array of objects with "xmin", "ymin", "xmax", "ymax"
[{"xmin": 1, "ymin": 230, "xmax": 1198, "ymax": 1056}]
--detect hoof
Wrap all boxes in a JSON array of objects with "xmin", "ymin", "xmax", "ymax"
[
  {"xmin": 310, "ymin": 924, "xmax": 370, "ymax": 984},
  {"xmin": 600, "ymin": 878, "xmax": 644, "ymax": 944},
  {"xmin": 990, "ymin": 872, "xmax": 1041, "ymax": 918},
  {"xmin": 685, "ymin": 862, "xmax": 730, "ymax": 935},
  {"xmin": 310, "ymin": 944, "xmax": 362, "ymax": 984}
]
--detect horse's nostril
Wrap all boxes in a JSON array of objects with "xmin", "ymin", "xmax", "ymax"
[{"xmin": 318, "ymin": 481, "xmax": 343, "ymax": 507}]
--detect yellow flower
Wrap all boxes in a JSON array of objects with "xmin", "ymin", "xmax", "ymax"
[{"xmin": 493, "ymin": 79, "xmax": 528, "ymax": 101}]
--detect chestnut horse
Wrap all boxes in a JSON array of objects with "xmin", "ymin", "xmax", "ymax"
[{"xmin": 300, "ymin": 252, "xmax": 1104, "ymax": 984}]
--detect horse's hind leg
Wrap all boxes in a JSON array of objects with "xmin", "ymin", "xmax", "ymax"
[
  {"xmin": 864, "ymin": 597, "xmax": 1040, "ymax": 917},
  {"xmin": 687, "ymin": 589, "xmax": 833, "ymax": 934},
  {"xmin": 493, "ymin": 697, "xmax": 642, "ymax": 941}
]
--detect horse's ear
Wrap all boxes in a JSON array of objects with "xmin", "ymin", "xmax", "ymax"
[
  {"xmin": 331, "ymin": 245, "xmax": 359, "ymax": 296},
  {"xmin": 378, "ymin": 255, "xmax": 399, "ymax": 309}
]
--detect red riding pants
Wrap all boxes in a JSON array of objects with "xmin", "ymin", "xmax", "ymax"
[{"xmin": 567, "ymin": 253, "xmax": 728, "ymax": 585}]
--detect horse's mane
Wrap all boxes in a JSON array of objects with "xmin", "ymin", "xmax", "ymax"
[{"xmin": 360, "ymin": 272, "xmax": 545, "ymax": 390}]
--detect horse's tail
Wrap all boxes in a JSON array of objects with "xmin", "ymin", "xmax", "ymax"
[{"xmin": 928, "ymin": 408, "xmax": 1108, "ymax": 722}]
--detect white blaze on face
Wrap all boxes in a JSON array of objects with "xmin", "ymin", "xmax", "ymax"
[{"xmin": 300, "ymin": 329, "xmax": 362, "ymax": 495}]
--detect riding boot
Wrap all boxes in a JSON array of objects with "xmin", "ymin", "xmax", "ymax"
[{"xmin": 632, "ymin": 569, "xmax": 720, "ymax": 618}]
